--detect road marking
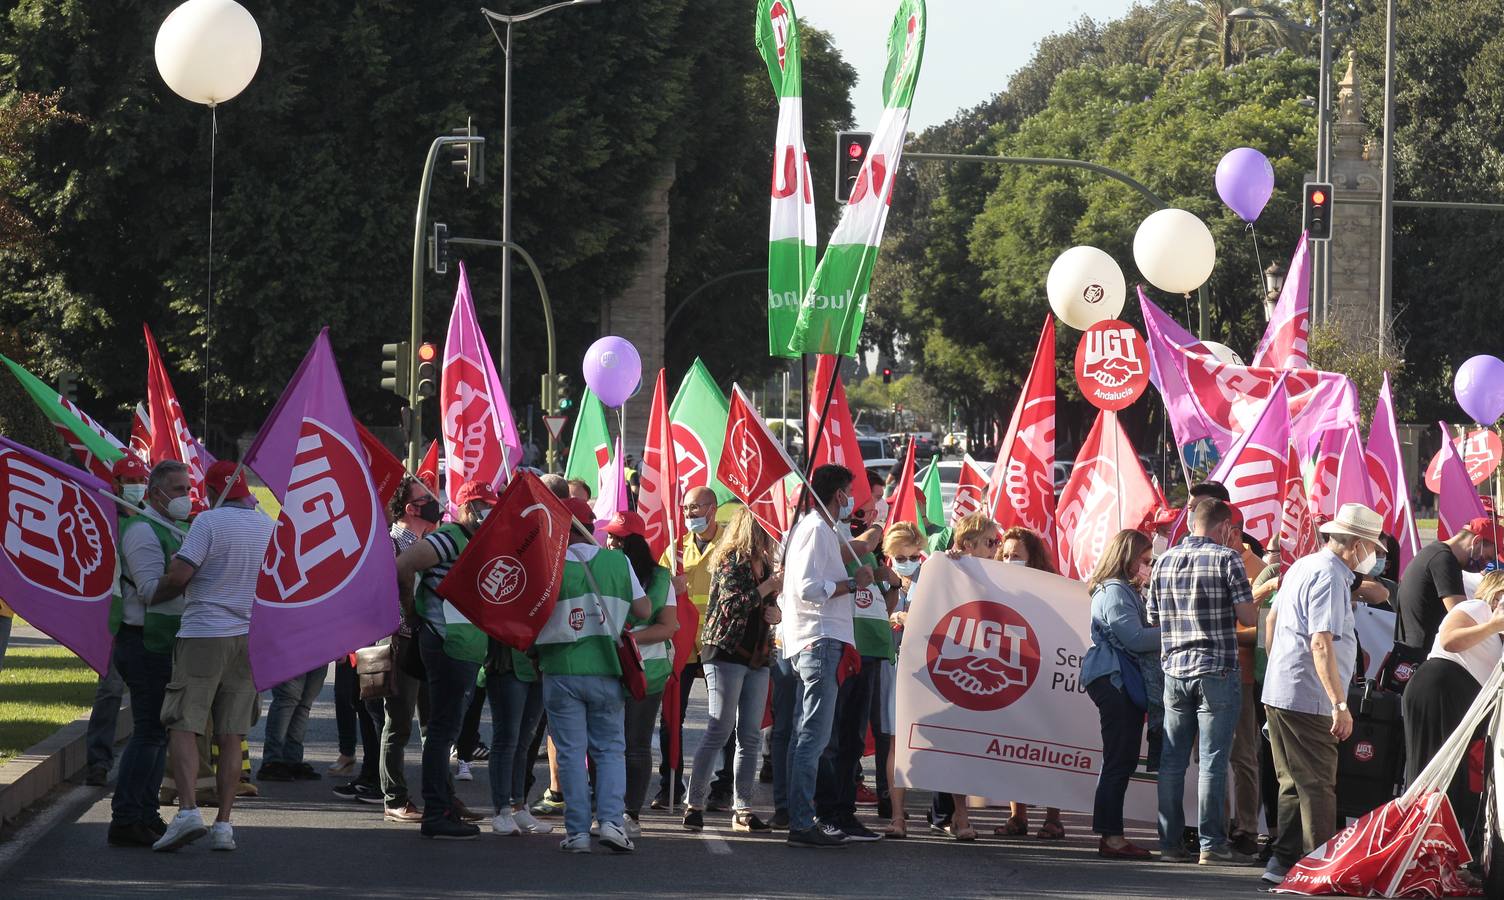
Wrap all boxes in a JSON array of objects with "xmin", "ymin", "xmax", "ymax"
[
  {"xmin": 0, "ymin": 785, "xmax": 95, "ymax": 878},
  {"xmin": 701, "ymin": 827, "xmax": 732, "ymax": 855}
]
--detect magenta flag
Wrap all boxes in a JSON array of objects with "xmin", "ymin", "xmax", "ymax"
[
  {"xmin": 1139, "ymin": 288, "xmax": 1214, "ymax": 455},
  {"xmin": 1365, "ymin": 374, "xmax": 1421, "ymax": 570},
  {"xmin": 1252, "ymin": 234, "xmax": 1311, "ymax": 370},
  {"xmin": 593, "ymin": 433, "xmax": 627, "ymax": 541},
  {"xmin": 1334, "ymin": 423, "xmax": 1376, "ymax": 509},
  {"xmin": 242, "ymin": 329, "xmax": 399, "ymax": 691},
  {"xmin": 1434, "ymin": 420, "xmax": 1486, "ymax": 542},
  {"xmin": 441, "ymin": 262, "xmax": 522, "ymax": 511},
  {"xmin": 1204, "ymin": 380, "xmax": 1291, "ymax": 547},
  {"xmin": 0, "ymin": 435, "xmax": 118, "ymax": 674}
]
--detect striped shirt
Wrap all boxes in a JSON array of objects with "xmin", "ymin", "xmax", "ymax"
[
  {"xmin": 1145, "ymin": 535, "xmax": 1253, "ymax": 679},
  {"xmin": 175, "ymin": 503, "xmax": 276, "ymax": 638}
]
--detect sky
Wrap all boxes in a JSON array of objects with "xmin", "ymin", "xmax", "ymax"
[{"xmin": 796, "ymin": 0, "xmax": 1139, "ymax": 132}]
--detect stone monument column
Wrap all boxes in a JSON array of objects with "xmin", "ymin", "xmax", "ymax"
[{"xmin": 1324, "ymin": 54, "xmax": 1383, "ymax": 336}]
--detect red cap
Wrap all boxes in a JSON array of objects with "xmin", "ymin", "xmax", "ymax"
[
  {"xmin": 1227, "ymin": 502, "xmax": 1244, "ymax": 530},
  {"xmin": 111, "ymin": 455, "xmax": 149, "ymax": 481},
  {"xmin": 454, "ymin": 480, "xmax": 499, "ymax": 507},
  {"xmin": 1466, "ymin": 516, "xmax": 1503, "ymax": 540},
  {"xmin": 606, "ymin": 510, "xmax": 646, "ymax": 539},
  {"xmin": 205, "ymin": 460, "xmax": 251, "ymax": 501},
  {"xmin": 564, "ymin": 498, "xmax": 596, "ymax": 529}
]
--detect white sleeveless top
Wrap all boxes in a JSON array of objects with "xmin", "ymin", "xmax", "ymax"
[{"xmin": 1427, "ymin": 599, "xmax": 1504, "ymax": 687}]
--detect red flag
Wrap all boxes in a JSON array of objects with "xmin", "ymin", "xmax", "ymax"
[
  {"xmin": 888, "ymin": 438, "xmax": 921, "ymax": 529},
  {"xmin": 638, "ymin": 369, "xmax": 679, "ymax": 560},
  {"xmin": 436, "ymin": 471, "xmax": 571, "ymax": 650},
  {"xmin": 441, "ymin": 265, "xmax": 522, "ymax": 505},
  {"xmin": 143, "ymin": 324, "xmax": 208, "ymax": 510},
  {"xmin": 355, "ymin": 422, "xmax": 406, "ymax": 508},
  {"xmin": 129, "ymin": 402, "xmax": 152, "ymax": 463},
  {"xmin": 663, "ymin": 596, "xmax": 701, "ymax": 766},
  {"xmin": 747, "ymin": 478, "xmax": 790, "ymax": 542},
  {"xmin": 417, "ymin": 440, "xmax": 441, "ymax": 495},
  {"xmin": 987, "ymin": 317, "xmax": 1057, "ymax": 561},
  {"xmin": 717, "ymin": 386, "xmax": 795, "ymax": 506},
  {"xmin": 950, "ymin": 454, "xmax": 989, "ymax": 523},
  {"xmin": 1055, "ymin": 411, "xmax": 1157, "ymax": 581},
  {"xmin": 1281, "ymin": 442, "xmax": 1320, "ymax": 570},
  {"xmin": 807, "ymin": 355, "xmax": 871, "ymax": 512}
]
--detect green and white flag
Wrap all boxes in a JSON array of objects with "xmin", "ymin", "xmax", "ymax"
[
  {"xmin": 757, "ymin": 0, "xmax": 817, "ymax": 359},
  {"xmin": 564, "ymin": 387, "xmax": 612, "ymax": 497},
  {"xmin": 918, "ymin": 455, "xmax": 943, "ymax": 532},
  {"xmin": 2, "ymin": 354, "xmax": 125, "ymax": 482},
  {"xmin": 788, "ymin": 0, "xmax": 926, "ymax": 356},
  {"xmin": 668, "ymin": 358, "xmax": 733, "ymax": 503}
]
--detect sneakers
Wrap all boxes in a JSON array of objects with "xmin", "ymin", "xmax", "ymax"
[
  {"xmin": 559, "ymin": 832, "xmax": 592, "ymax": 853},
  {"xmin": 598, "ymin": 821, "xmax": 634, "ymax": 853},
  {"xmin": 682, "ymin": 809, "xmax": 704, "ymax": 832},
  {"xmin": 457, "ymin": 761, "xmax": 473, "ymax": 782},
  {"xmin": 209, "ymin": 821, "xmax": 236, "ymax": 851},
  {"xmin": 1158, "ymin": 846, "xmax": 1195, "ymax": 863},
  {"xmin": 454, "ymin": 801, "xmax": 487, "ymax": 822},
  {"xmin": 1199, "ymin": 846, "xmax": 1259, "ymax": 866},
  {"xmin": 837, "ymin": 816, "xmax": 882, "ymax": 842},
  {"xmin": 491, "ymin": 811, "xmax": 520, "ymax": 836},
  {"xmin": 84, "ymin": 763, "xmax": 110, "ymax": 786},
  {"xmin": 333, "ymin": 781, "xmax": 382, "ymax": 803},
  {"xmin": 531, "ymin": 790, "xmax": 566, "ymax": 816},
  {"xmin": 624, "ymin": 816, "xmax": 642, "ymax": 838},
  {"xmin": 152, "ymin": 809, "xmax": 208, "ymax": 852},
  {"xmin": 769, "ymin": 809, "xmax": 790, "ymax": 831},
  {"xmin": 787, "ymin": 825, "xmax": 848, "ymax": 848},
  {"xmin": 1262, "ymin": 858, "xmax": 1291, "ymax": 885},
  {"xmin": 511, "ymin": 808, "xmax": 554, "ymax": 834},
  {"xmin": 144, "ymin": 817, "xmax": 168, "ymax": 837},
  {"xmin": 471, "ymin": 745, "xmax": 490, "ymax": 762},
  {"xmin": 855, "ymin": 783, "xmax": 879, "ymax": 807},
  {"xmin": 733, "ymin": 811, "xmax": 771, "ymax": 833},
  {"xmin": 107, "ymin": 822, "xmax": 157, "ymax": 847},
  {"xmin": 421, "ymin": 812, "xmax": 481, "ymax": 840},
  {"xmin": 705, "ymin": 790, "xmax": 731, "ymax": 812},
  {"xmin": 257, "ymin": 762, "xmax": 295, "ymax": 782},
  {"xmin": 292, "ymin": 762, "xmax": 321, "ymax": 781},
  {"xmin": 650, "ymin": 786, "xmax": 685, "ymax": 810},
  {"xmin": 327, "ymin": 756, "xmax": 356, "ymax": 776},
  {"xmin": 384, "ymin": 802, "xmax": 424, "ymax": 823}
]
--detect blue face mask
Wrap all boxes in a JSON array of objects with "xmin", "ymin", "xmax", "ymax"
[
  {"xmin": 1366, "ymin": 554, "xmax": 1388, "ymax": 576},
  {"xmin": 893, "ymin": 559, "xmax": 921, "ymax": 579},
  {"xmin": 685, "ymin": 515, "xmax": 709, "ymax": 535}
]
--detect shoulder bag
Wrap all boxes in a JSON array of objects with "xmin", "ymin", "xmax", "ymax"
[{"xmin": 576, "ymin": 550, "xmax": 648, "ymax": 701}]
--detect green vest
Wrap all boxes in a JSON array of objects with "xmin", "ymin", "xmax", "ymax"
[
  {"xmin": 417, "ymin": 523, "xmax": 488, "ymax": 664},
  {"xmin": 847, "ymin": 551, "xmax": 894, "ymax": 661},
  {"xmin": 630, "ymin": 565, "xmax": 674, "ymax": 695},
  {"xmin": 111, "ymin": 514, "xmax": 187, "ymax": 655},
  {"xmin": 536, "ymin": 547, "xmax": 634, "ymax": 677}
]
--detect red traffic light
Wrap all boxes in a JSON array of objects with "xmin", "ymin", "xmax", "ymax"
[
  {"xmin": 417, "ymin": 342, "xmax": 438, "ymax": 363},
  {"xmin": 847, "ymin": 141, "xmax": 865, "ymax": 159},
  {"xmin": 1310, "ymin": 189, "xmax": 1327, "ymax": 206},
  {"xmin": 882, "ymin": 367, "xmax": 892, "ymax": 376}
]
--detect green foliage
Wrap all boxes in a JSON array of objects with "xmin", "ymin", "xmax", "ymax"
[
  {"xmin": 1306, "ymin": 321, "xmax": 1406, "ymax": 426},
  {"xmin": 1146, "ymin": 0, "xmax": 1308, "ymax": 70}
]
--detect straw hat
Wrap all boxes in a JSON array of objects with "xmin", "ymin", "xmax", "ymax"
[{"xmin": 1317, "ymin": 503, "xmax": 1383, "ymax": 543}]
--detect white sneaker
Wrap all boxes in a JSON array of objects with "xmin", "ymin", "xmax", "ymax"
[
  {"xmin": 209, "ymin": 821, "xmax": 236, "ymax": 851},
  {"xmin": 152, "ymin": 809, "xmax": 207, "ymax": 852},
  {"xmin": 559, "ymin": 832, "xmax": 592, "ymax": 853},
  {"xmin": 491, "ymin": 811, "xmax": 519, "ymax": 836},
  {"xmin": 511, "ymin": 808, "xmax": 554, "ymax": 834},
  {"xmin": 598, "ymin": 820, "xmax": 635, "ymax": 853},
  {"xmin": 456, "ymin": 761, "xmax": 473, "ymax": 782},
  {"xmin": 625, "ymin": 817, "xmax": 642, "ymax": 839}
]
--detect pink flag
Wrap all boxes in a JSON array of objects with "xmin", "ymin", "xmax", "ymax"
[
  {"xmin": 593, "ymin": 433, "xmax": 628, "ymax": 540},
  {"xmin": 1434, "ymin": 421, "xmax": 1486, "ymax": 541},
  {"xmin": 1281, "ymin": 441, "xmax": 1319, "ymax": 569},
  {"xmin": 1205, "ymin": 381, "xmax": 1290, "ymax": 548},
  {"xmin": 242, "ymin": 329, "xmax": 400, "ymax": 691},
  {"xmin": 0, "ymin": 435, "xmax": 118, "ymax": 674},
  {"xmin": 144, "ymin": 324, "xmax": 210, "ymax": 510},
  {"xmin": 1055, "ymin": 411, "xmax": 1158, "ymax": 580},
  {"xmin": 440, "ymin": 262, "xmax": 522, "ymax": 510},
  {"xmin": 130, "ymin": 402, "xmax": 152, "ymax": 463},
  {"xmin": 1251, "ymin": 234, "xmax": 1311, "ymax": 370},
  {"xmin": 1139, "ymin": 289, "xmax": 1215, "ymax": 455},
  {"xmin": 638, "ymin": 369, "xmax": 679, "ymax": 560},
  {"xmin": 1366, "ymin": 374, "xmax": 1421, "ymax": 569},
  {"xmin": 987, "ymin": 317, "xmax": 1057, "ymax": 561}
]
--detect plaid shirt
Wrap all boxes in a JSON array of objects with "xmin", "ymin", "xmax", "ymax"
[{"xmin": 1145, "ymin": 535, "xmax": 1253, "ymax": 679}]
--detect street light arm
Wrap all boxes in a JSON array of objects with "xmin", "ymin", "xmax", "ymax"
[{"xmin": 482, "ymin": 0, "xmax": 600, "ymax": 25}]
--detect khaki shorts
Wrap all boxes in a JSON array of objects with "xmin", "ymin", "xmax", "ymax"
[{"xmin": 161, "ymin": 635, "xmax": 261, "ymax": 736}]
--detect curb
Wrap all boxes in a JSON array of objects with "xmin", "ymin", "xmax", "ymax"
[{"xmin": 0, "ymin": 701, "xmax": 133, "ymax": 827}]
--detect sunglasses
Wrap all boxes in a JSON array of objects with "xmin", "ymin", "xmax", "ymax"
[
  {"xmin": 984, "ymin": 537, "xmax": 1001, "ymax": 549},
  {"xmin": 890, "ymin": 554, "xmax": 922, "ymax": 563}
]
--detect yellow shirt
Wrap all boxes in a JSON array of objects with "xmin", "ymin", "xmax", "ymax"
[
  {"xmin": 659, "ymin": 528, "xmax": 721, "ymax": 658},
  {"xmin": 0, "ymin": 598, "xmax": 12, "ymax": 618}
]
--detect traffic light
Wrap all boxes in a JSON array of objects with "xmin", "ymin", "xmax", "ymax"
[
  {"xmin": 416, "ymin": 342, "xmax": 439, "ymax": 398},
  {"xmin": 882, "ymin": 366, "xmax": 893, "ymax": 385},
  {"xmin": 430, "ymin": 222, "xmax": 450, "ymax": 275},
  {"xmin": 556, "ymin": 373, "xmax": 574, "ymax": 411},
  {"xmin": 835, "ymin": 131, "xmax": 872, "ymax": 203},
  {"xmin": 380, "ymin": 342, "xmax": 410, "ymax": 397},
  {"xmin": 449, "ymin": 118, "xmax": 485, "ymax": 188},
  {"xmin": 1303, "ymin": 182, "xmax": 1334, "ymax": 241},
  {"xmin": 56, "ymin": 370, "xmax": 77, "ymax": 404}
]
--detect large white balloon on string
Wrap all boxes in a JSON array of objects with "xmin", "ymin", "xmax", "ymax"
[
  {"xmin": 1199, "ymin": 340, "xmax": 1243, "ymax": 366},
  {"xmin": 154, "ymin": 0, "xmax": 262, "ymax": 106},
  {"xmin": 1133, "ymin": 208, "xmax": 1216, "ymax": 294},
  {"xmin": 1045, "ymin": 245, "xmax": 1126, "ymax": 331}
]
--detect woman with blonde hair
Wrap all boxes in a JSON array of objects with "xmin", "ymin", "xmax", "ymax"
[
  {"xmin": 879, "ymin": 520, "xmax": 924, "ymax": 837},
  {"xmin": 1080, "ymin": 528, "xmax": 1159, "ymax": 860}
]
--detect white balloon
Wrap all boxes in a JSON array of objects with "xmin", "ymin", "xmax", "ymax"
[
  {"xmin": 155, "ymin": 0, "xmax": 262, "ymax": 106},
  {"xmin": 1199, "ymin": 340, "xmax": 1243, "ymax": 366},
  {"xmin": 1133, "ymin": 208, "xmax": 1216, "ymax": 294},
  {"xmin": 1045, "ymin": 245, "xmax": 1126, "ymax": 331}
]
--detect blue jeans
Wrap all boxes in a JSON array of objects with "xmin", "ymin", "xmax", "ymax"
[
  {"xmin": 487, "ymin": 672, "xmax": 544, "ymax": 812},
  {"xmin": 418, "ymin": 626, "xmax": 480, "ymax": 821},
  {"xmin": 1158, "ymin": 670, "xmax": 1241, "ymax": 852},
  {"xmin": 787, "ymin": 638, "xmax": 843, "ymax": 832},
  {"xmin": 689, "ymin": 660, "xmax": 771, "ymax": 811},
  {"xmin": 110, "ymin": 628, "xmax": 172, "ymax": 825},
  {"xmin": 543, "ymin": 674, "xmax": 627, "ymax": 839},
  {"xmin": 263, "ymin": 666, "xmax": 328, "ymax": 765},
  {"xmin": 815, "ymin": 655, "xmax": 879, "ymax": 823},
  {"xmin": 85, "ymin": 651, "xmax": 126, "ymax": 769},
  {"xmin": 769, "ymin": 650, "xmax": 799, "ymax": 813},
  {"xmin": 1087, "ymin": 676, "xmax": 1143, "ymax": 837}
]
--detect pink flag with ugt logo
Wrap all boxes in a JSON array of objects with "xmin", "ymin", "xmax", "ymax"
[
  {"xmin": 1365, "ymin": 374, "xmax": 1421, "ymax": 571},
  {"xmin": 1204, "ymin": 380, "xmax": 1290, "ymax": 548},
  {"xmin": 1055, "ymin": 411, "xmax": 1157, "ymax": 581},
  {"xmin": 441, "ymin": 262, "xmax": 522, "ymax": 511},
  {"xmin": 1433, "ymin": 421, "xmax": 1486, "ymax": 542},
  {"xmin": 0, "ymin": 435, "xmax": 118, "ymax": 674},
  {"xmin": 1251, "ymin": 233, "xmax": 1311, "ymax": 370},
  {"xmin": 242, "ymin": 329, "xmax": 399, "ymax": 690}
]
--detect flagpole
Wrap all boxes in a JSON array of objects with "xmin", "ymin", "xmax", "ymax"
[
  {"xmin": 1110, "ymin": 411, "xmax": 1124, "ymax": 532},
  {"xmin": 94, "ymin": 488, "xmax": 190, "ymax": 534}
]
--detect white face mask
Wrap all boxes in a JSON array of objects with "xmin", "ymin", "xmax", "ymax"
[
  {"xmin": 837, "ymin": 495, "xmax": 855, "ymax": 522},
  {"xmin": 685, "ymin": 515, "xmax": 709, "ymax": 534},
  {"xmin": 1357, "ymin": 547, "xmax": 1378, "ymax": 575},
  {"xmin": 120, "ymin": 484, "xmax": 146, "ymax": 506},
  {"xmin": 873, "ymin": 497, "xmax": 889, "ymax": 524},
  {"xmin": 165, "ymin": 495, "xmax": 193, "ymax": 521},
  {"xmin": 893, "ymin": 559, "xmax": 921, "ymax": 578},
  {"xmin": 1152, "ymin": 533, "xmax": 1170, "ymax": 558}
]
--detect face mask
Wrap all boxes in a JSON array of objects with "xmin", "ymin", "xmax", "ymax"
[
  {"xmin": 873, "ymin": 497, "xmax": 889, "ymax": 523},
  {"xmin": 1002, "ymin": 558, "xmax": 1028, "ymax": 567},
  {"xmin": 165, "ymin": 495, "xmax": 193, "ymax": 522},
  {"xmin": 893, "ymin": 559, "xmax": 921, "ymax": 578},
  {"xmin": 1367, "ymin": 554, "xmax": 1388, "ymax": 576},
  {"xmin": 686, "ymin": 516, "xmax": 709, "ymax": 534},
  {"xmin": 1151, "ymin": 533, "xmax": 1170, "ymax": 558},
  {"xmin": 414, "ymin": 497, "xmax": 442, "ymax": 525},
  {"xmin": 121, "ymin": 484, "xmax": 146, "ymax": 506},
  {"xmin": 837, "ymin": 496, "xmax": 855, "ymax": 522},
  {"xmin": 1469, "ymin": 547, "xmax": 1491, "ymax": 573},
  {"xmin": 1357, "ymin": 548, "xmax": 1378, "ymax": 575}
]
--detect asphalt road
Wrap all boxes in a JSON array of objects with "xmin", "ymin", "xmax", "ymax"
[{"xmin": 1, "ymin": 666, "xmax": 1272, "ymax": 899}]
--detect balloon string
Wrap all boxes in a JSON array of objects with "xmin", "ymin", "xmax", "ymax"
[
  {"xmin": 203, "ymin": 104, "xmax": 217, "ymax": 440},
  {"xmin": 1247, "ymin": 222, "xmax": 1266, "ymax": 306}
]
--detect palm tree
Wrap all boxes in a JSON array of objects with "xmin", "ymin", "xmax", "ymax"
[{"xmin": 1146, "ymin": 0, "xmax": 1308, "ymax": 70}]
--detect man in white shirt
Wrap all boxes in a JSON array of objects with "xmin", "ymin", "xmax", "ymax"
[
  {"xmin": 150, "ymin": 460, "xmax": 275, "ymax": 853},
  {"xmin": 779, "ymin": 464, "xmax": 872, "ymax": 849}
]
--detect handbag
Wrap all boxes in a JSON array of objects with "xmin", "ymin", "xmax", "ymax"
[
  {"xmin": 354, "ymin": 640, "xmax": 397, "ymax": 700},
  {"xmin": 575, "ymin": 549, "xmax": 648, "ymax": 701},
  {"xmin": 1113, "ymin": 645, "xmax": 1149, "ymax": 710}
]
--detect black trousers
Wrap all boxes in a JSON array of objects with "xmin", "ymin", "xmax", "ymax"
[{"xmin": 1402, "ymin": 658, "xmax": 1484, "ymax": 858}]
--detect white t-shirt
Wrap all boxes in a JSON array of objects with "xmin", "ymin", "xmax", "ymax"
[
  {"xmin": 777, "ymin": 511, "xmax": 854, "ymax": 655},
  {"xmin": 175, "ymin": 503, "xmax": 276, "ymax": 638},
  {"xmin": 1428, "ymin": 598, "xmax": 1504, "ymax": 687}
]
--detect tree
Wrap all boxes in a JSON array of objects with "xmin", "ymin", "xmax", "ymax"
[
  {"xmin": 1307, "ymin": 320, "xmax": 1406, "ymax": 426},
  {"xmin": 1146, "ymin": 0, "xmax": 1307, "ymax": 70}
]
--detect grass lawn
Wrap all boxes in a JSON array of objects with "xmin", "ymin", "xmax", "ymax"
[{"xmin": 0, "ymin": 644, "xmax": 96, "ymax": 766}]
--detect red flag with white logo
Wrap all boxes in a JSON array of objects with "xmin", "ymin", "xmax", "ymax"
[
  {"xmin": 988, "ymin": 317, "xmax": 1057, "ymax": 562},
  {"xmin": 889, "ymin": 437, "xmax": 921, "ymax": 530},
  {"xmin": 144, "ymin": 324, "xmax": 209, "ymax": 510},
  {"xmin": 807, "ymin": 355, "xmax": 871, "ymax": 512},
  {"xmin": 951, "ymin": 454, "xmax": 989, "ymax": 523},
  {"xmin": 747, "ymin": 477, "xmax": 791, "ymax": 543},
  {"xmin": 638, "ymin": 369, "xmax": 679, "ymax": 560},
  {"xmin": 441, "ymin": 262, "xmax": 522, "ymax": 509},
  {"xmin": 437, "ymin": 470, "xmax": 572, "ymax": 650},
  {"xmin": 1055, "ymin": 411, "xmax": 1157, "ymax": 581},
  {"xmin": 417, "ymin": 440, "xmax": 441, "ymax": 496},
  {"xmin": 355, "ymin": 421, "xmax": 407, "ymax": 508},
  {"xmin": 130, "ymin": 402, "xmax": 152, "ymax": 463},
  {"xmin": 717, "ymin": 386, "xmax": 796, "ymax": 506},
  {"xmin": 1281, "ymin": 441, "xmax": 1320, "ymax": 570}
]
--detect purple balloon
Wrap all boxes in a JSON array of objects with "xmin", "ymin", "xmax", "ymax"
[
  {"xmin": 1215, "ymin": 147, "xmax": 1275, "ymax": 223},
  {"xmin": 1455, "ymin": 355, "xmax": 1504, "ymax": 424},
  {"xmin": 582, "ymin": 335, "xmax": 642, "ymax": 408}
]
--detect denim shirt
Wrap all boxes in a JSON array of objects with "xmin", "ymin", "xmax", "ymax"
[{"xmin": 1082, "ymin": 579, "xmax": 1162, "ymax": 691}]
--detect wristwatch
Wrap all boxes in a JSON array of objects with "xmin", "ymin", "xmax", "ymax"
[
  {"xmin": 845, "ymin": 577, "xmax": 857, "ymax": 595},
  {"xmin": 1332, "ymin": 701, "xmax": 1349, "ymax": 714}
]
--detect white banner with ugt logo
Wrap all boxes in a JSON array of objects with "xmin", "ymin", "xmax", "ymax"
[{"xmin": 894, "ymin": 554, "xmax": 1193, "ymax": 822}]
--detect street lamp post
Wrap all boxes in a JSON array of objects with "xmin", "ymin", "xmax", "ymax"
[
  {"xmin": 481, "ymin": 0, "xmax": 602, "ymax": 400},
  {"xmin": 1263, "ymin": 259, "xmax": 1287, "ymax": 321},
  {"xmin": 1377, "ymin": 0, "xmax": 1397, "ymax": 355}
]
